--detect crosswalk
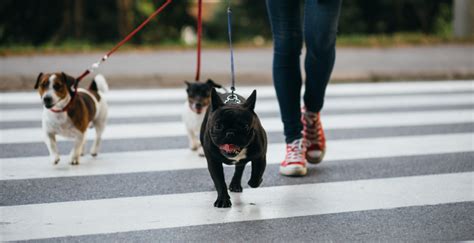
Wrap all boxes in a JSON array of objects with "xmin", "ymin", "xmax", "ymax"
[{"xmin": 1, "ymin": 81, "xmax": 473, "ymax": 241}]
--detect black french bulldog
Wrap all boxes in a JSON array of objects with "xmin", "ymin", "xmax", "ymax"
[{"xmin": 200, "ymin": 88, "xmax": 267, "ymax": 208}]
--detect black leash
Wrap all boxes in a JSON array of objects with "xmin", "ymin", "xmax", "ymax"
[{"xmin": 224, "ymin": 0, "xmax": 241, "ymax": 104}]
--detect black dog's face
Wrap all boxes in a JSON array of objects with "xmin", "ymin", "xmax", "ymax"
[
  {"xmin": 185, "ymin": 79, "xmax": 222, "ymax": 114},
  {"xmin": 208, "ymin": 89, "xmax": 257, "ymax": 158}
]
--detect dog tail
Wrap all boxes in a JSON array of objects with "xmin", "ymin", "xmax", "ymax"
[{"xmin": 90, "ymin": 74, "xmax": 109, "ymax": 93}]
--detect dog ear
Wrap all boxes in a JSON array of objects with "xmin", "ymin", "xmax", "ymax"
[
  {"xmin": 206, "ymin": 79, "xmax": 222, "ymax": 89},
  {"xmin": 34, "ymin": 72, "xmax": 43, "ymax": 89},
  {"xmin": 211, "ymin": 88, "xmax": 223, "ymax": 111},
  {"xmin": 184, "ymin": 80, "xmax": 192, "ymax": 93},
  {"xmin": 243, "ymin": 90, "xmax": 257, "ymax": 111},
  {"xmin": 61, "ymin": 72, "xmax": 76, "ymax": 97}
]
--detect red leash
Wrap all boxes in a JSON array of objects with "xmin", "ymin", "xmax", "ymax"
[
  {"xmin": 194, "ymin": 0, "xmax": 203, "ymax": 81},
  {"xmin": 52, "ymin": 0, "xmax": 173, "ymax": 113}
]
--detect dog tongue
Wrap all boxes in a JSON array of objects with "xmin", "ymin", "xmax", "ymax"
[{"xmin": 220, "ymin": 144, "xmax": 239, "ymax": 152}]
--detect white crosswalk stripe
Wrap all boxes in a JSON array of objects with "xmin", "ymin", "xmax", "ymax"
[
  {"xmin": 1, "ymin": 133, "xmax": 472, "ymax": 180},
  {"xmin": 1, "ymin": 109, "xmax": 472, "ymax": 144},
  {"xmin": 1, "ymin": 172, "xmax": 472, "ymax": 241},
  {"xmin": 0, "ymin": 81, "xmax": 473, "ymax": 241},
  {"xmin": 1, "ymin": 93, "xmax": 473, "ymax": 122},
  {"xmin": 1, "ymin": 80, "xmax": 473, "ymax": 105}
]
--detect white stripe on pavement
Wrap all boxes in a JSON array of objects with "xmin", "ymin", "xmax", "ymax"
[
  {"xmin": 1, "ymin": 172, "xmax": 472, "ymax": 241},
  {"xmin": 1, "ymin": 81, "xmax": 472, "ymax": 105},
  {"xmin": 325, "ymin": 80, "xmax": 474, "ymax": 95},
  {"xmin": 1, "ymin": 109, "xmax": 472, "ymax": 144},
  {"xmin": 1, "ymin": 133, "xmax": 472, "ymax": 180},
  {"xmin": 1, "ymin": 93, "xmax": 473, "ymax": 122},
  {"xmin": 0, "ymin": 87, "xmax": 275, "ymax": 105}
]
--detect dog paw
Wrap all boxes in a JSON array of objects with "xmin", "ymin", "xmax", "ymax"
[
  {"xmin": 214, "ymin": 198, "xmax": 232, "ymax": 208},
  {"xmin": 70, "ymin": 159, "xmax": 80, "ymax": 165},
  {"xmin": 191, "ymin": 140, "xmax": 202, "ymax": 151},
  {"xmin": 197, "ymin": 147, "xmax": 205, "ymax": 157},
  {"xmin": 52, "ymin": 157, "xmax": 60, "ymax": 165},
  {"xmin": 248, "ymin": 178, "xmax": 262, "ymax": 188},
  {"xmin": 90, "ymin": 147, "xmax": 99, "ymax": 156},
  {"xmin": 229, "ymin": 182, "xmax": 243, "ymax": 193},
  {"xmin": 190, "ymin": 143, "xmax": 199, "ymax": 151}
]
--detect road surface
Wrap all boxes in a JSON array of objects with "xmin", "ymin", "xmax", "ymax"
[{"xmin": 0, "ymin": 80, "xmax": 473, "ymax": 241}]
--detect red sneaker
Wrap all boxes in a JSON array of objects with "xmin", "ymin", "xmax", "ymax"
[
  {"xmin": 301, "ymin": 108, "xmax": 326, "ymax": 164},
  {"xmin": 279, "ymin": 138, "xmax": 307, "ymax": 176}
]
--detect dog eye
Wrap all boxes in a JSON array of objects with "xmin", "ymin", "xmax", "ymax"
[
  {"xmin": 42, "ymin": 81, "xmax": 49, "ymax": 88},
  {"xmin": 214, "ymin": 124, "xmax": 223, "ymax": 130},
  {"xmin": 53, "ymin": 84, "xmax": 61, "ymax": 90}
]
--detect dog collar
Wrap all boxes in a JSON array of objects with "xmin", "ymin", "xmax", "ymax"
[{"xmin": 50, "ymin": 94, "xmax": 76, "ymax": 113}]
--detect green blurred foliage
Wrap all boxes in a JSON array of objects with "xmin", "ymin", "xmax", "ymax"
[
  {"xmin": 206, "ymin": 0, "xmax": 454, "ymax": 43},
  {"xmin": 338, "ymin": 0, "xmax": 453, "ymax": 35},
  {"xmin": 433, "ymin": 2, "xmax": 453, "ymax": 37},
  {"xmin": 130, "ymin": 0, "xmax": 194, "ymax": 44},
  {"xmin": 0, "ymin": 0, "xmax": 454, "ymax": 46},
  {"xmin": 205, "ymin": 0, "xmax": 271, "ymax": 42},
  {"xmin": 0, "ymin": 0, "xmax": 193, "ymax": 45}
]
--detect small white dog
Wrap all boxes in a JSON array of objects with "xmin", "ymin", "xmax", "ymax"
[
  {"xmin": 182, "ymin": 79, "xmax": 222, "ymax": 156},
  {"xmin": 34, "ymin": 72, "xmax": 109, "ymax": 165}
]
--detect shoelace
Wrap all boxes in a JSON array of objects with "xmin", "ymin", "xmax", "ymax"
[
  {"xmin": 285, "ymin": 139, "xmax": 305, "ymax": 162},
  {"xmin": 302, "ymin": 112, "xmax": 325, "ymax": 148}
]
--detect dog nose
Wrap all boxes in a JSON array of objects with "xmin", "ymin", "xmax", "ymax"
[
  {"xmin": 43, "ymin": 96, "xmax": 52, "ymax": 104},
  {"xmin": 225, "ymin": 131, "xmax": 235, "ymax": 138},
  {"xmin": 195, "ymin": 103, "xmax": 203, "ymax": 109}
]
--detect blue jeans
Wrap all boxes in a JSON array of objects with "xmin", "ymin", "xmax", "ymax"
[{"xmin": 266, "ymin": 0, "xmax": 342, "ymax": 143}]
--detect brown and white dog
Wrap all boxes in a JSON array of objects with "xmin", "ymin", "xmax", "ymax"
[{"xmin": 34, "ymin": 72, "xmax": 109, "ymax": 165}]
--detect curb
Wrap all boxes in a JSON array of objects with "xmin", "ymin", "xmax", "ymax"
[{"xmin": 2, "ymin": 72, "xmax": 474, "ymax": 91}]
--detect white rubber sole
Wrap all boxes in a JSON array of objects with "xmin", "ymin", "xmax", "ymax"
[
  {"xmin": 306, "ymin": 149, "xmax": 326, "ymax": 164},
  {"xmin": 279, "ymin": 164, "xmax": 307, "ymax": 176}
]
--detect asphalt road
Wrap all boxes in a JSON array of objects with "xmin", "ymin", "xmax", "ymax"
[
  {"xmin": 0, "ymin": 81, "xmax": 473, "ymax": 241},
  {"xmin": 1, "ymin": 45, "xmax": 473, "ymax": 90}
]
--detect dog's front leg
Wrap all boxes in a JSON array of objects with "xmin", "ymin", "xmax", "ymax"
[
  {"xmin": 187, "ymin": 128, "xmax": 199, "ymax": 151},
  {"xmin": 248, "ymin": 156, "xmax": 266, "ymax": 188},
  {"xmin": 45, "ymin": 133, "xmax": 60, "ymax": 165},
  {"xmin": 229, "ymin": 164, "xmax": 245, "ymax": 192},
  {"xmin": 70, "ymin": 134, "xmax": 86, "ymax": 165},
  {"xmin": 196, "ymin": 132, "xmax": 205, "ymax": 156},
  {"xmin": 207, "ymin": 160, "xmax": 231, "ymax": 208}
]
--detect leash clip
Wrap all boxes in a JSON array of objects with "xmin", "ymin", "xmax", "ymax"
[{"xmin": 224, "ymin": 94, "xmax": 241, "ymax": 104}]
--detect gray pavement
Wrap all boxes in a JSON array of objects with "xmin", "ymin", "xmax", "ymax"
[
  {"xmin": 0, "ymin": 81, "xmax": 473, "ymax": 241},
  {"xmin": 40, "ymin": 202, "xmax": 474, "ymax": 242},
  {"xmin": 1, "ymin": 44, "xmax": 473, "ymax": 90},
  {"xmin": 1, "ymin": 152, "xmax": 472, "ymax": 206},
  {"xmin": 1, "ymin": 121, "xmax": 472, "ymax": 158}
]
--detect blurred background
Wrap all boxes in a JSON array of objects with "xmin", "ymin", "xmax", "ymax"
[
  {"xmin": 2, "ymin": 2, "xmax": 473, "ymax": 240},
  {"xmin": 0, "ymin": 0, "xmax": 472, "ymax": 90},
  {"xmin": 0, "ymin": 0, "xmax": 471, "ymax": 51}
]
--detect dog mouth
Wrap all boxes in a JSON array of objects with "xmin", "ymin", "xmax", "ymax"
[
  {"xmin": 189, "ymin": 104, "xmax": 206, "ymax": 114},
  {"xmin": 219, "ymin": 144, "xmax": 242, "ymax": 157},
  {"xmin": 44, "ymin": 103, "xmax": 54, "ymax": 109},
  {"xmin": 195, "ymin": 107, "xmax": 203, "ymax": 114}
]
